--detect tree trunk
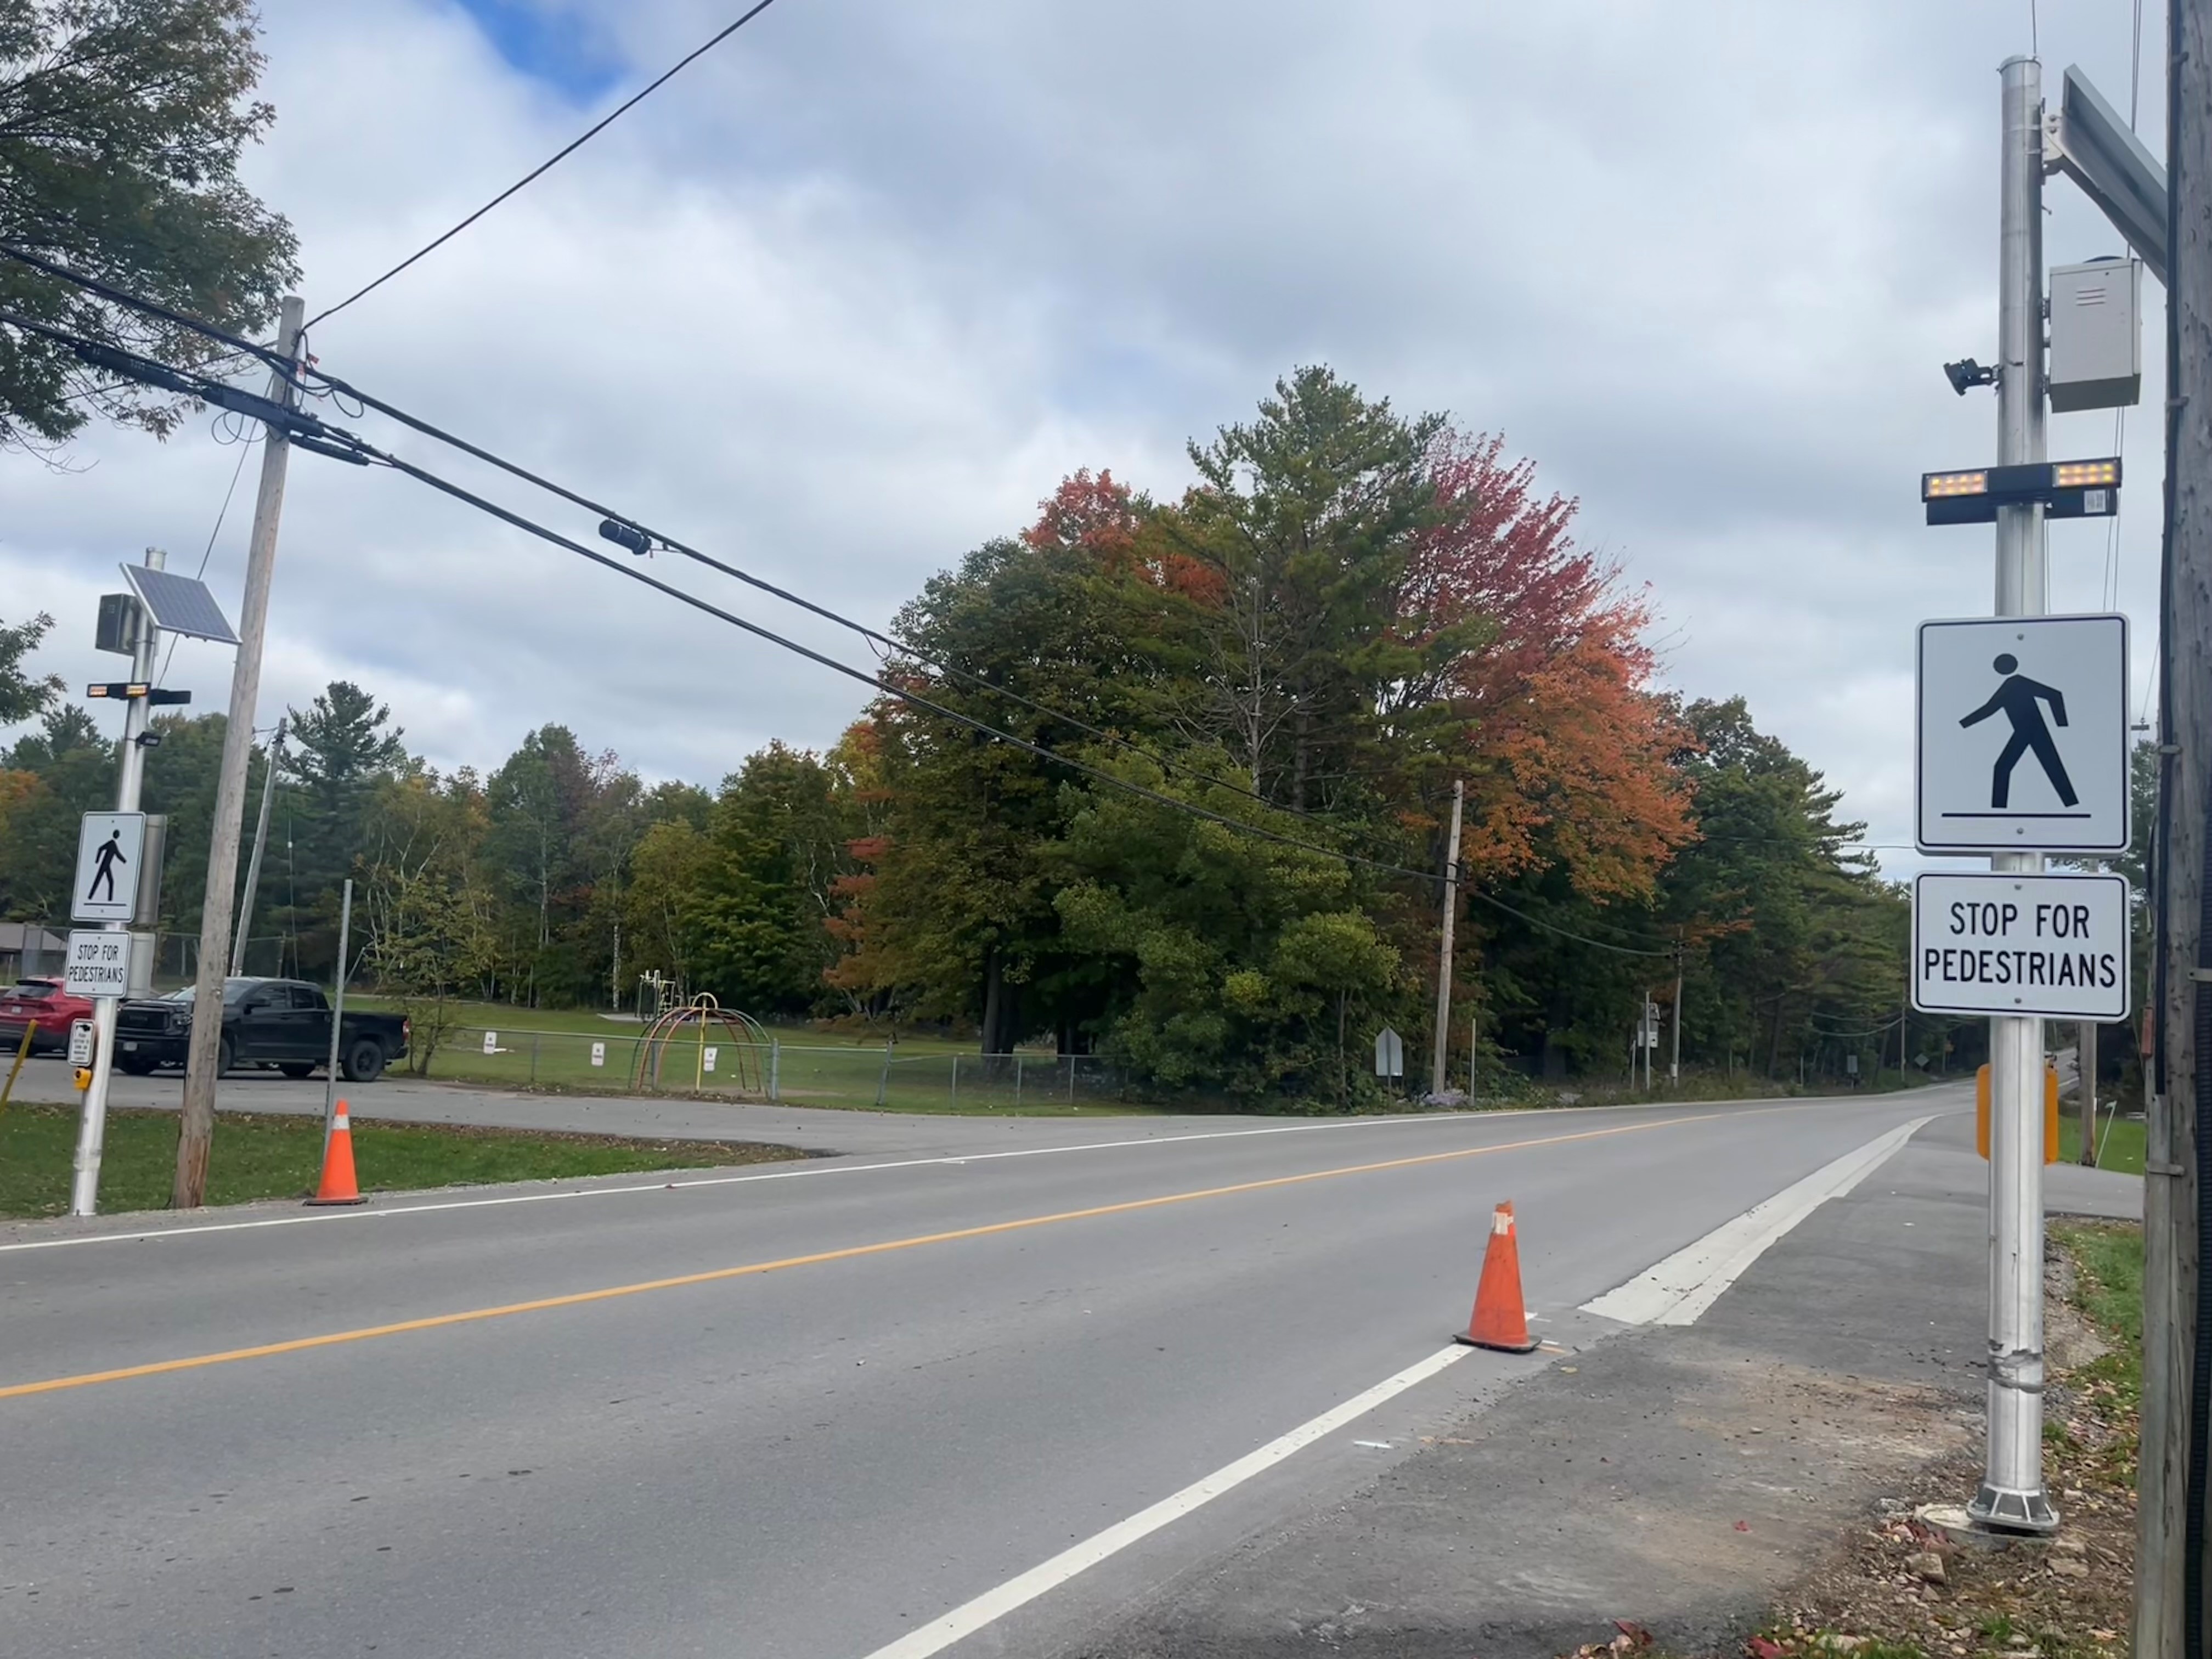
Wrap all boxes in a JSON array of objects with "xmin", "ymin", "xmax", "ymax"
[{"xmin": 981, "ymin": 948, "xmax": 1020, "ymax": 1061}]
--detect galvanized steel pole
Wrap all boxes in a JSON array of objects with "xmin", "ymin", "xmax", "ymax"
[
  {"xmin": 1970, "ymin": 54, "xmax": 2057, "ymax": 1535},
  {"xmin": 68, "ymin": 549, "xmax": 165, "ymax": 1216}
]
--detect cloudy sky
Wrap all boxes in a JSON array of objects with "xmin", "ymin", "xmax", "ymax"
[{"xmin": 0, "ymin": 0, "xmax": 2168, "ymax": 871}]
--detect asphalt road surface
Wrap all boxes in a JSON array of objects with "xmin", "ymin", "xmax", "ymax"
[{"xmin": 2, "ymin": 1089, "xmax": 1974, "ymax": 1657}]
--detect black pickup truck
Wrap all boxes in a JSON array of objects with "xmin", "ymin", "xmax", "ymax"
[{"xmin": 114, "ymin": 977, "xmax": 410, "ymax": 1082}]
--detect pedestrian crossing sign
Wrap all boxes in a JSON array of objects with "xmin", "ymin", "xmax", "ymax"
[
  {"xmin": 71, "ymin": 811, "xmax": 146, "ymax": 923},
  {"xmin": 1915, "ymin": 614, "xmax": 2130, "ymax": 855}
]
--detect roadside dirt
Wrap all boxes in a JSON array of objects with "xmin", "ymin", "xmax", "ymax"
[{"xmin": 1688, "ymin": 1249, "xmax": 2136, "ymax": 1659}]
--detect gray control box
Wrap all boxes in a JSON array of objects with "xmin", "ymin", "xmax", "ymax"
[{"xmin": 2049, "ymin": 258, "xmax": 2141, "ymax": 412}]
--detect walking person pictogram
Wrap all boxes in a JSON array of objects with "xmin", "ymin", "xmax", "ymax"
[
  {"xmin": 1959, "ymin": 653, "xmax": 2079, "ymax": 809},
  {"xmin": 86, "ymin": 829, "xmax": 127, "ymax": 904}
]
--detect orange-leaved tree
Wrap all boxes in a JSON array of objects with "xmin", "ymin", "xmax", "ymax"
[{"xmin": 1407, "ymin": 429, "xmax": 1692, "ymax": 902}]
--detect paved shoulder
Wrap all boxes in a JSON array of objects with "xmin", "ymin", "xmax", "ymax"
[{"xmin": 1074, "ymin": 1120, "xmax": 1993, "ymax": 1659}]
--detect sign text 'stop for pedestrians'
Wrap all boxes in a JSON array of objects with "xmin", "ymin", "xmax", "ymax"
[
  {"xmin": 1916, "ymin": 614, "xmax": 2129, "ymax": 854},
  {"xmin": 71, "ymin": 811, "xmax": 145, "ymax": 922},
  {"xmin": 1911, "ymin": 870, "xmax": 2130, "ymax": 1019}
]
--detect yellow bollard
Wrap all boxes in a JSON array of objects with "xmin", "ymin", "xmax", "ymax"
[{"xmin": 1974, "ymin": 1061, "xmax": 2059, "ymax": 1165}]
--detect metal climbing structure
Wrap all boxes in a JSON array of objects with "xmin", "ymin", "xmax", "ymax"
[{"xmin": 630, "ymin": 992, "xmax": 770, "ymax": 1094}]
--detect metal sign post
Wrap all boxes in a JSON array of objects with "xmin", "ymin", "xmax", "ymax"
[
  {"xmin": 1969, "ymin": 55, "xmax": 2057, "ymax": 1535},
  {"xmin": 65, "ymin": 549, "xmax": 212, "ymax": 1216}
]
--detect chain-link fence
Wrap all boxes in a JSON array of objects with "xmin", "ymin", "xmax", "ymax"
[{"xmin": 407, "ymin": 1025, "xmax": 1129, "ymax": 1111}]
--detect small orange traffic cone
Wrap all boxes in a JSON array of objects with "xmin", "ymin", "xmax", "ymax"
[
  {"xmin": 1456, "ymin": 1200, "xmax": 1539, "ymax": 1352},
  {"xmin": 306, "ymin": 1101, "xmax": 366, "ymax": 1206}
]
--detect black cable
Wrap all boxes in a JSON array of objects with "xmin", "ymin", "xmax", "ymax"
[
  {"xmin": 0, "ymin": 273, "xmax": 1679, "ymax": 961},
  {"xmin": 304, "ymin": 0, "xmax": 785, "ymax": 330},
  {"xmin": 0, "ymin": 244, "xmax": 298, "ymax": 382},
  {"xmin": 353, "ymin": 443, "xmax": 1674, "ymax": 958},
  {"xmin": 302, "ymin": 362, "xmax": 1402, "ymax": 836},
  {"xmin": 0, "ymin": 245, "xmax": 1503, "ymax": 859}
]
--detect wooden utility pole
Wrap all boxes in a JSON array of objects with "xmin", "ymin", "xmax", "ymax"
[
  {"xmin": 1668, "ymin": 938, "xmax": 1683, "ymax": 1086},
  {"xmin": 1429, "ymin": 778, "xmax": 1464, "ymax": 1097},
  {"xmin": 174, "ymin": 295, "xmax": 303, "ymax": 1210},
  {"xmin": 2140, "ymin": 2, "xmax": 2210, "ymax": 1651}
]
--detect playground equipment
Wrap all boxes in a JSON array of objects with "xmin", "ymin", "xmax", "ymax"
[
  {"xmin": 630, "ymin": 992, "xmax": 770, "ymax": 1093},
  {"xmin": 634, "ymin": 970, "xmax": 680, "ymax": 1023}
]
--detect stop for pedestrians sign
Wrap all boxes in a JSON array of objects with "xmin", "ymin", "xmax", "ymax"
[
  {"xmin": 1911, "ymin": 870, "xmax": 2130, "ymax": 1019},
  {"xmin": 1916, "ymin": 614, "xmax": 2129, "ymax": 855}
]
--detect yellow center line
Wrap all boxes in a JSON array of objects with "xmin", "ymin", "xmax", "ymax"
[{"xmin": 4, "ymin": 1104, "xmax": 1758, "ymax": 1401}]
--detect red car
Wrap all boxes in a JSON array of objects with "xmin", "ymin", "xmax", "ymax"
[{"xmin": 0, "ymin": 977, "xmax": 95, "ymax": 1056}]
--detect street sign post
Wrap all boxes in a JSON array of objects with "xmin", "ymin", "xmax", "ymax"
[
  {"xmin": 1912, "ymin": 871, "xmax": 2130, "ymax": 1020},
  {"xmin": 70, "ymin": 811, "xmax": 146, "ymax": 923},
  {"xmin": 1916, "ymin": 614, "xmax": 2130, "ymax": 855},
  {"xmin": 63, "ymin": 929, "xmax": 132, "ymax": 998}
]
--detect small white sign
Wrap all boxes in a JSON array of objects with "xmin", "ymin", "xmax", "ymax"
[
  {"xmin": 67, "ymin": 1019, "xmax": 95, "ymax": 1066},
  {"xmin": 1373, "ymin": 1026, "xmax": 1403, "ymax": 1079},
  {"xmin": 63, "ymin": 930, "xmax": 131, "ymax": 998},
  {"xmin": 703, "ymin": 1046, "xmax": 719, "ymax": 1074},
  {"xmin": 483, "ymin": 1029, "xmax": 499, "ymax": 1055},
  {"xmin": 72, "ymin": 812, "xmax": 147, "ymax": 922},
  {"xmin": 1917, "ymin": 614, "xmax": 2130, "ymax": 854},
  {"xmin": 590, "ymin": 1041, "xmax": 605, "ymax": 1068},
  {"xmin": 1912, "ymin": 871, "xmax": 2131, "ymax": 1019}
]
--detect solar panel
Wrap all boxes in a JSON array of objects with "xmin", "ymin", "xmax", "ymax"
[{"xmin": 122, "ymin": 565, "xmax": 238, "ymax": 646}]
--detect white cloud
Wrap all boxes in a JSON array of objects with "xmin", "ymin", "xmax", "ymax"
[{"xmin": 0, "ymin": 0, "xmax": 2169, "ymax": 868}]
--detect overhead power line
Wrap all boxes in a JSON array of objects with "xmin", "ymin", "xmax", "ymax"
[
  {"xmin": 359, "ymin": 442, "xmax": 1672, "ymax": 958},
  {"xmin": 304, "ymin": 0, "xmax": 785, "ymax": 330},
  {"xmin": 1, "ymin": 240, "xmax": 1431, "ymax": 839},
  {"xmin": 0, "ymin": 260, "xmax": 1679, "ymax": 961}
]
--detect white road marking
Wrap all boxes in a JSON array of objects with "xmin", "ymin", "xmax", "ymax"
[
  {"xmin": 0, "ymin": 1093, "xmax": 1861, "ymax": 1256},
  {"xmin": 856, "ymin": 1344, "xmax": 1471, "ymax": 1659},
  {"xmin": 1579, "ymin": 1115, "xmax": 1933, "ymax": 1326}
]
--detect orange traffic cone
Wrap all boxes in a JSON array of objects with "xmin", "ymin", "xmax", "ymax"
[
  {"xmin": 1456, "ymin": 1200, "xmax": 1539, "ymax": 1352},
  {"xmin": 306, "ymin": 1101, "xmax": 366, "ymax": 1206}
]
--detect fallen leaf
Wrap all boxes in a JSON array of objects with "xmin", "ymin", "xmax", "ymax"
[
  {"xmin": 1736, "ymin": 1521, "xmax": 1753, "ymax": 1532},
  {"xmin": 1613, "ymin": 1620, "xmax": 1654, "ymax": 1649},
  {"xmin": 1748, "ymin": 1637, "xmax": 1788, "ymax": 1659}
]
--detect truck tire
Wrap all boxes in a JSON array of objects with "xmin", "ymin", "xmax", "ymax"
[
  {"xmin": 341, "ymin": 1037, "xmax": 386, "ymax": 1084},
  {"xmin": 278, "ymin": 1062, "xmax": 317, "ymax": 1079},
  {"xmin": 118, "ymin": 1056, "xmax": 157, "ymax": 1076},
  {"xmin": 216, "ymin": 1035, "xmax": 234, "ymax": 1077}
]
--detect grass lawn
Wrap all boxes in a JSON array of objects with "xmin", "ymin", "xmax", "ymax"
[
  {"xmin": 0, "ymin": 1104, "xmax": 803, "ymax": 1220},
  {"xmin": 2051, "ymin": 1217, "xmax": 2144, "ymax": 1459},
  {"xmin": 336, "ymin": 997, "xmax": 1152, "ymax": 1115},
  {"xmin": 2059, "ymin": 1109, "xmax": 2146, "ymax": 1173}
]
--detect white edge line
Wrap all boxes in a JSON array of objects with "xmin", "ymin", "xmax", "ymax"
[
  {"xmin": 1579, "ymin": 1114, "xmax": 1933, "ymax": 1327},
  {"xmin": 0, "ymin": 1091, "xmax": 1892, "ymax": 1256},
  {"xmin": 857, "ymin": 1344, "xmax": 1471, "ymax": 1659},
  {"xmin": 0, "ymin": 1112, "xmax": 1491, "ymax": 1254}
]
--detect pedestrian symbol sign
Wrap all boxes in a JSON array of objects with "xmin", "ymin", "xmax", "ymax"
[
  {"xmin": 1916, "ymin": 614, "xmax": 2129, "ymax": 854},
  {"xmin": 71, "ymin": 812, "xmax": 146, "ymax": 922},
  {"xmin": 1959, "ymin": 656, "xmax": 2078, "ymax": 808}
]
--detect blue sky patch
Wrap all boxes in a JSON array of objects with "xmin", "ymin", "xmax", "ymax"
[{"xmin": 452, "ymin": 0, "xmax": 623, "ymax": 102}]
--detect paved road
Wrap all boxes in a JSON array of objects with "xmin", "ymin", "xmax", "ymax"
[{"xmin": 0, "ymin": 1085, "xmax": 2047, "ymax": 1657}]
